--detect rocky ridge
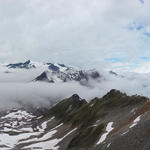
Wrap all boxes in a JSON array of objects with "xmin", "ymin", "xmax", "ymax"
[{"xmin": 0, "ymin": 90, "xmax": 150, "ymax": 150}]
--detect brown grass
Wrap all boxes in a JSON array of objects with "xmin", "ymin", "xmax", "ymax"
[{"xmin": 109, "ymin": 102, "xmax": 150, "ymax": 135}]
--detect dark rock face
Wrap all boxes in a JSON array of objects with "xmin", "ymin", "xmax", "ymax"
[
  {"xmin": 71, "ymin": 94, "xmax": 80, "ymax": 101},
  {"xmin": 6, "ymin": 60, "xmax": 36, "ymax": 69},
  {"xmin": 35, "ymin": 71, "xmax": 54, "ymax": 83},
  {"xmin": 35, "ymin": 72, "xmax": 48, "ymax": 81},
  {"xmin": 103, "ymin": 89, "xmax": 125, "ymax": 99}
]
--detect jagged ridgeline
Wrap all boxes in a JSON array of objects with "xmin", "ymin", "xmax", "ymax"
[
  {"xmin": 6, "ymin": 60, "xmax": 102, "ymax": 86},
  {"xmin": 1, "ymin": 89, "xmax": 150, "ymax": 150},
  {"xmin": 25, "ymin": 90, "xmax": 150, "ymax": 150}
]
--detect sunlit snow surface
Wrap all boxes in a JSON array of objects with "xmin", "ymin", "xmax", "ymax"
[
  {"xmin": 97, "ymin": 122, "xmax": 114, "ymax": 145},
  {"xmin": 0, "ymin": 109, "xmax": 37, "ymax": 148},
  {"xmin": 0, "ymin": 109, "xmax": 55, "ymax": 149},
  {"xmin": 0, "ymin": 109, "xmax": 77, "ymax": 149},
  {"xmin": 25, "ymin": 128, "xmax": 77, "ymax": 150},
  {"xmin": 130, "ymin": 115, "xmax": 141, "ymax": 128}
]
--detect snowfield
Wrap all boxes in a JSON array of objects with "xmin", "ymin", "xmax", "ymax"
[
  {"xmin": 25, "ymin": 128, "xmax": 77, "ymax": 150},
  {"xmin": 0, "ymin": 109, "xmax": 78, "ymax": 150},
  {"xmin": 0, "ymin": 110, "xmax": 56, "ymax": 149}
]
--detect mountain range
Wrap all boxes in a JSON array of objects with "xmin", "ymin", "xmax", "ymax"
[
  {"xmin": 0, "ymin": 60, "xmax": 149, "ymax": 150},
  {"xmin": 5, "ymin": 60, "xmax": 103, "ymax": 85},
  {"xmin": 0, "ymin": 89, "xmax": 150, "ymax": 150}
]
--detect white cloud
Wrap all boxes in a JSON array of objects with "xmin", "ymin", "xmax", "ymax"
[
  {"xmin": 132, "ymin": 62, "xmax": 150, "ymax": 73},
  {"xmin": 0, "ymin": 66, "xmax": 150, "ymax": 110},
  {"xmin": 0, "ymin": 0, "xmax": 149, "ymax": 70}
]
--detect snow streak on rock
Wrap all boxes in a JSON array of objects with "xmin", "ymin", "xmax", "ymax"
[{"xmin": 97, "ymin": 122, "xmax": 114, "ymax": 144}]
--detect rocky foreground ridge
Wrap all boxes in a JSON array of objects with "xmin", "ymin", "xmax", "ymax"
[{"xmin": 0, "ymin": 89, "xmax": 150, "ymax": 150}]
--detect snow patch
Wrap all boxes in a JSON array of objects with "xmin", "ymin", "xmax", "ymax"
[
  {"xmin": 89, "ymin": 103, "xmax": 94, "ymax": 107},
  {"xmin": 97, "ymin": 122, "xmax": 114, "ymax": 145},
  {"xmin": 0, "ymin": 131, "xmax": 40, "ymax": 148},
  {"xmin": 40, "ymin": 116, "xmax": 55, "ymax": 131},
  {"xmin": 129, "ymin": 115, "xmax": 141, "ymax": 128},
  {"xmin": 121, "ymin": 131, "xmax": 129, "ymax": 136},
  {"xmin": 25, "ymin": 128, "xmax": 77, "ymax": 150},
  {"xmin": 107, "ymin": 143, "xmax": 111, "ymax": 148},
  {"xmin": 1, "ymin": 110, "xmax": 35, "ymax": 120}
]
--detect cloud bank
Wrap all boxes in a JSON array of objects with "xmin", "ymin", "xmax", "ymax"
[
  {"xmin": 0, "ymin": 68, "xmax": 150, "ymax": 110},
  {"xmin": 0, "ymin": 0, "xmax": 150, "ymax": 71}
]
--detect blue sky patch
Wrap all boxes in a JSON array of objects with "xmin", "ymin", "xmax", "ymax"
[
  {"xmin": 139, "ymin": 0, "xmax": 144, "ymax": 4},
  {"xmin": 144, "ymin": 32, "xmax": 150, "ymax": 37},
  {"xmin": 136, "ymin": 24, "xmax": 145, "ymax": 30},
  {"xmin": 112, "ymin": 64, "xmax": 139, "ymax": 69},
  {"xmin": 140, "ymin": 56, "xmax": 150, "ymax": 61},
  {"xmin": 128, "ymin": 22, "xmax": 145, "ymax": 31},
  {"xmin": 104, "ymin": 57, "xmax": 124, "ymax": 63}
]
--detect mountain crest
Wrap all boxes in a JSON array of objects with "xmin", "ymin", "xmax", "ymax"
[
  {"xmin": 103, "ymin": 89, "xmax": 126, "ymax": 99},
  {"xmin": 6, "ymin": 60, "xmax": 36, "ymax": 69}
]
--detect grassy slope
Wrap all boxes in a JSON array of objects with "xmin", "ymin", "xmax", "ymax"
[{"xmin": 41, "ymin": 89, "xmax": 148, "ymax": 149}]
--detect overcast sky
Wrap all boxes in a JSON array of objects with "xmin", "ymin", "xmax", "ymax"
[{"xmin": 0, "ymin": 0, "xmax": 150, "ymax": 72}]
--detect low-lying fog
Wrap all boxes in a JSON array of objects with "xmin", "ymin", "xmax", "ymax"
[{"xmin": 0, "ymin": 67, "xmax": 150, "ymax": 110}]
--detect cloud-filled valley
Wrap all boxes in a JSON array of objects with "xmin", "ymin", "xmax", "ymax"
[{"xmin": 0, "ymin": 61, "xmax": 150, "ymax": 110}]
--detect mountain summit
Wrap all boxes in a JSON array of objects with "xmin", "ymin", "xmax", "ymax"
[{"xmin": 6, "ymin": 60, "xmax": 36, "ymax": 69}]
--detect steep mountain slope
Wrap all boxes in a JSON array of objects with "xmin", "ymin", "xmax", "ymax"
[
  {"xmin": 1, "ymin": 90, "xmax": 150, "ymax": 150},
  {"xmin": 34, "ymin": 71, "xmax": 54, "ymax": 83}
]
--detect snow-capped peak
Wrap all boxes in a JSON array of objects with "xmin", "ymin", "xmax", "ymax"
[{"xmin": 6, "ymin": 60, "xmax": 36, "ymax": 69}]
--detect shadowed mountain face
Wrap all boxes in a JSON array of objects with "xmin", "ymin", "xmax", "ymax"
[
  {"xmin": 0, "ymin": 89, "xmax": 150, "ymax": 150},
  {"xmin": 34, "ymin": 71, "xmax": 54, "ymax": 83}
]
